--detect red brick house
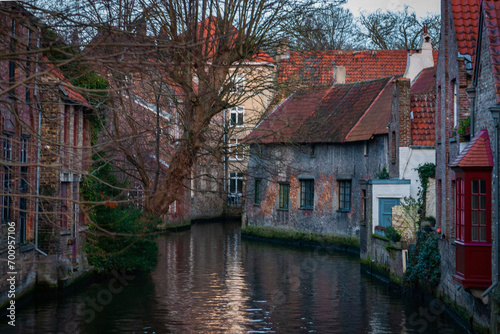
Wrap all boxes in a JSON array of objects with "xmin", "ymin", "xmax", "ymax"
[
  {"xmin": 455, "ymin": 0, "xmax": 500, "ymax": 331},
  {"xmin": 434, "ymin": 0, "xmax": 500, "ymax": 331}
]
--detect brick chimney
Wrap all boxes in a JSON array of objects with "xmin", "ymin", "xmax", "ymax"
[
  {"xmin": 276, "ymin": 38, "xmax": 289, "ymax": 62},
  {"xmin": 397, "ymin": 78, "xmax": 412, "ymax": 147}
]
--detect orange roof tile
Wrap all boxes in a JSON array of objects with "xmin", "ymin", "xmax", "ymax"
[
  {"xmin": 246, "ymin": 77, "xmax": 395, "ymax": 144},
  {"xmin": 481, "ymin": 0, "xmax": 500, "ymax": 103},
  {"xmin": 278, "ymin": 50, "xmax": 408, "ymax": 86},
  {"xmin": 41, "ymin": 57, "xmax": 91, "ymax": 108},
  {"xmin": 451, "ymin": 129, "xmax": 494, "ymax": 168},
  {"xmin": 410, "ymin": 66, "xmax": 436, "ymax": 147},
  {"xmin": 451, "ymin": 0, "xmax": 480, "ymax": 56}
]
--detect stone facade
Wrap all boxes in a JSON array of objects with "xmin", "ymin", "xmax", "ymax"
[{"xmin": 245, "ymin": 137, "xmax": 388, "ymax": 237}]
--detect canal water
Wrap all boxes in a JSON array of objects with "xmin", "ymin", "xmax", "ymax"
[{"xmin": 1, "ymin": 221, "xmax": 468, "ymax": 333}]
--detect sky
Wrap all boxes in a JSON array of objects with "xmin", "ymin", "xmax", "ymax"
[{"xmin": 342, "ymin": 0, "xmax": 440, "ymax": 17}]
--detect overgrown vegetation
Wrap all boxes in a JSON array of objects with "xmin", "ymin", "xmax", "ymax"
[
  {"xmin": 81, "ymin": 159, "xmax": 159, "ymax": 273},
  {"xmin": 405, "ymin": 231, "xmax": 440, "ymax": 289},
  {"xmin": 375, "ymin": 166, "xmax": 390, "ymax": 179},
  {"xmin": 415, "ymin": 162, "xmax": 435, "ymax": 219},
  {"xmin": 384, "ymin": 226, "xmax": 401, "ymax": 242}
]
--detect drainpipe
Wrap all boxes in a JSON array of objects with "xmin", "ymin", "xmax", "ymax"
[{"xmin": 34, "ymin": 32, "xmax": 47, "ymax": 256}]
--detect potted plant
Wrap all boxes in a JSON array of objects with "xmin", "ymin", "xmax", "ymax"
[
  {"xmin": 374, "ymin": 225, "xmax": 387, "ymax": 237},
  {"xmin": 385, "ymin": 226, "xmax": 402, "ymax": 248}
]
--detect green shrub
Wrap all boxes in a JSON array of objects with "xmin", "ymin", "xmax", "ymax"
[
  {"xmin": 405, "ymin": 231, "xmax": 441, "ymax": 288},
  {"xmin": 385, "ymin": 226, "xmax": 401, "ymax": 242}
]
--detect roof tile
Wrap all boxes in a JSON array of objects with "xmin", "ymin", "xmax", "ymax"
[{"xmin": 451, "ymin": 129, "xmax": 494, "ymax": 167}]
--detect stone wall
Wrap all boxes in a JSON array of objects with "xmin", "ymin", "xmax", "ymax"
[{"xmin": 245, "ymin": 135, "xmax": 389, "ymax": 237}]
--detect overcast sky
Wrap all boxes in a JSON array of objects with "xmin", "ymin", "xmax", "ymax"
[{"xmin": 343, "ymin": 0, "xmax": 440, "ymax": 17}]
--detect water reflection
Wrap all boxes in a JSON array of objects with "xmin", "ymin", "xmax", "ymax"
[{"xmin": 0, "ymin": 221, "xmax": 468, "ymax": 333}]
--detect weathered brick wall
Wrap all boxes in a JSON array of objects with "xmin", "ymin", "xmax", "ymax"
[
  {"xmin": 245, "ymin": 136, "xmax": 389, "ymax": 237},
  {"xmin": 435, "ymin": 1, "xmax": 492, "ymax": 330}
]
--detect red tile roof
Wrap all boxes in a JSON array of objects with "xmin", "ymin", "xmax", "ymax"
[
  {"xmin": 451, "ymin": 129, "xmax": 494, "ymax": 168},
  {"xmin": 481, "ymin": 0, "xmax": 500, "ymax": 103},
  {"xmin": 278, "ymin": 50, "xmax": 408, "ymax": 86},
  {"xmin": 246, "ymin": 76, "xmax": 395, "ymax": 144},
  {"xmin": 41, "ymin": 57, "xmax": 91, "ymax": 108},
  {"xmin": 451, "ymin": 0, "xmax": 480, "ymax": 56},
  {"xmin": 411, "ymin": 66, "xmax": 436, "ymax": 147}
]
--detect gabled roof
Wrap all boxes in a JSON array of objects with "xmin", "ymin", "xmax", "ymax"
[
  {"xmin": 278, "ymin": 50, "xmax": 438, "ymax": 86},
  {"xmin": 411, "ymin": 66, "xmax": 437, "ymax": 94},
  {"xmin": 41, "ymin": 57, "xmax": 91, "ymax": 108},
  {"xmin": 480, "ymin": 0, "xmax": 500, "ymax": 102},
  {"xmin": 451, "ymin": 129, "xmax": 494, "ymax": 168},
  {"xmin": 246, "ymin": 76, "xmax": 395, "ymax": 144},
  {"xmin": 451, "ymin": 0, "xmax": 481, "ymax": 57}
]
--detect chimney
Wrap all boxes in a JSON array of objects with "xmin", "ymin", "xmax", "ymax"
[
  {"xmin": 276, "ymin": 38, "xmax": 289, "ymax": 62},
  {"xmin": 333, "ymin": 66, "xmax": 346, "ymax": 85},
  {"xmin": 404, "ymin": 27, "xmax": 434, "ymax": 83}
]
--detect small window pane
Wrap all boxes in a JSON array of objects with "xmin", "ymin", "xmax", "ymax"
[
  {"xmin": 480, "ymin": 227, "xmax": 487, "ymax": 241},
  {"xmin": 472, "ymin": 180, "xmax": 478, "ymax": 193},
  {"xmin": 472, "ymin": 196, "xmax": 478, "ymax": 209},
  {"xmin": 480, "ymin": 195, "xmax": 486, "ymax": 210},
  {"xmin": 472, "ymin": 211, "xmax": 478, "ymax": 225},
  {"xmin": 480, "ymin": 211, "xmax": 487, "ymax": 226},
  {"xmin": 480, "ymin": 180, "xmax": 486, "ymax": 194},
  {"xmin": 472, "ymin": 226, "xmax": 478, "ymax": 241}
]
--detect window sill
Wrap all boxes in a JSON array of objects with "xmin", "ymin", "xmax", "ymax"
[
  {"xmin": 337, "ymin": 209, "xmax": 350, "ymax": 213},
  {"xmin": 277, "ymin": 208, "xmax": 289, "ymax": 211},
  {"xmin": 254, "ymin": 203, "xmax": 261, "ymax": 206},
  {"xmin": 299, "ymin": 207, "xmax": 314, "ymax": 210},
  {"xmin": 60, "ymin": 230, "xmax": 71, "ymax": 236}
]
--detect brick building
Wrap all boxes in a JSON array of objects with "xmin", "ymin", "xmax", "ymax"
[
  {"xmin": 436, "ymin": 0, "xmax": 500, "ymax": 331},
  {"xmin": 0, "ymin": 2, "xmax": 93, "ymax": 307},
  {"xmin": 434, "ymin": 0, "xmax": 500, "ymax": 331}
]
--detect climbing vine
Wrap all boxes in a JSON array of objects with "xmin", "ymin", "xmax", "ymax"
[{"xmin": 415, "ymin": 162, "xmax": 435, "ymax": 221}]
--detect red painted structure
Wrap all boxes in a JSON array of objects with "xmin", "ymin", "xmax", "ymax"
[{"xmin": 451, "ymin": 129, "xmax": 493, "ymax": 289}]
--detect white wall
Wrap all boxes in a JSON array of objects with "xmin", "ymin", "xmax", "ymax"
[
  {"xmin": 372, "ymin": 181, "xmax": 411, "ymax": 233},
  {"xmin": 399, "ymin": 147, "xmax": 435, "ymax": 198}
]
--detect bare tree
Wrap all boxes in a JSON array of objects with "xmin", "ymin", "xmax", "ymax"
[
  {"xmin": 280, "ymin": 1, "xmax": 360, "ymax": 51},
  {"xmin": 358, "ymin": 6, "xmax": 440, "ymax": 50}
]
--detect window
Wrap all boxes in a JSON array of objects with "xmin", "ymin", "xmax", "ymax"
[
  {"xmin": 300, "ymin": 179, "xmax": 314, "ymax": 209},
  {"xmin": 210, "ymin": 166, "xmax": 217, "ymax": 191},
  {"xmin": 278, "ymin": 183, "xmax": 289, "ymax": 210},
  {"xmin": 364, "ymin": 141, "xmax": 369, "ymax": 156},
  {"xmin": 230, "ymin": 73, "xmax": 245, "ymax": 94},
  {"xmin": 19, "ymin": 198, "xmax": 26, "ymax": 243},
  {"xmin": 471, "ymin": 179, "xmax": 487, "ymax": 242},
  {"xmin": 229, "ymin": 107, "xmax": 244, "ymax": 127},
  {"xmin": 200, "ymin": 167, "xmax": 206, "ymax": 191},
  {"xmin": 229, "ymin": 139, "xmax": 244, "ymax": 161},
  {"xmin": 20, "ymin": 138, "xmax": 28, "ymax": 192},
  {"xmin": 228, "ymin": 172, "xmax": 243, "ymax": 206},
  {"xmin": 456, "ymin": 178, "xmax": 464, "ymax": 241},
  {"xmin": 2, "ymin": 136, "xmax": 12, "ymax": 223},
  {"xmin": 254, "ymin": 179, "xmax": 261, "ymax": 205},
  {"xmin": 339, "ymin": 180, "xmax": 351, "ymax": 211}
]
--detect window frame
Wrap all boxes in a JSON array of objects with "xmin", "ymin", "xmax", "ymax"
[
  {"xmin": 229, "ymin": 107, "xmax": 244, "ymax": 127},
  {"xmin": 228, "ymin": 172, "xmax": 243, "ymax": 206},
  {"xmin": 278, "ymin": 183, "xmax": 290, "ymax": 210},
  {"xmin": 338, "ymin": 180, "xmax": 352, "ymax": 212},
  {"xmin": 228, "ymin": 138, "xmax": 244, "ymax": 161},
  {"xmin": 299, "ymin": 179, "xmax": 314, "ymax": 209},
  {"xmin": 254, "ymin": 179, "xmax": 261, "ymax": 205}
]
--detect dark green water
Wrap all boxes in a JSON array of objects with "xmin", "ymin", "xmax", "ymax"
[{"xmin": 1, "ymin": 221, "xmax": 468, "ymax": 333}]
